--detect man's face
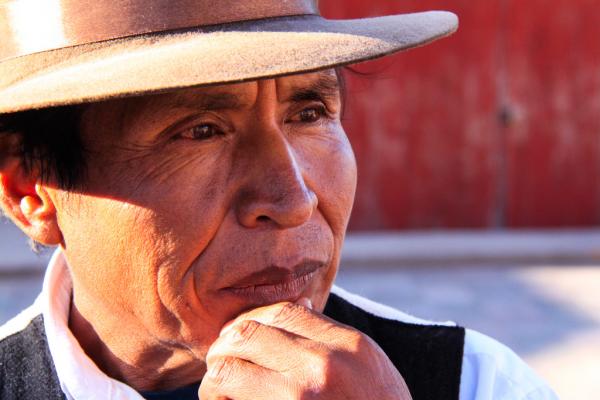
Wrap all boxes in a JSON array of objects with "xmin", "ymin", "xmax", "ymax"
[{"xmin": 49, "ymin": 70, "xmax": 357, "ymax": 360}]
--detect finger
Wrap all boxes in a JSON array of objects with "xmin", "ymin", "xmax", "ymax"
[
  {"xmin": 208, "ymin": 319, "xmax": 315, "ymax": 372},
  {"xmin": 200, "ymin": 356, "xmax": 291, "ymax": 400},
  {"xmin": 223, "ymin": 301, "xmax": 350, "ymax": 343},
  {"xmin": 219, "ymin": 298, "xmax": 312, "ymax": 337}
]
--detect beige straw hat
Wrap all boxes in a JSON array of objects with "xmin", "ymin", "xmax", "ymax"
[{"xmin": 0, "ymin": 0, "xmax": 458, "ymax": 114}]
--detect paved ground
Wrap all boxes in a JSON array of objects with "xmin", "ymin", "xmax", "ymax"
[{"xmin": 2, "ymin": 220, "xmax": 599, "ymax": 399}]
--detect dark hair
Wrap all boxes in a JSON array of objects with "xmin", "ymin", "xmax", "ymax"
[
  {"xmin": 336, "ymin": 67, "xmax": 348, "ymax": 118},
  {"xmin": 0, "ymin": 105, "xmax": 88, "ymax": 190}
]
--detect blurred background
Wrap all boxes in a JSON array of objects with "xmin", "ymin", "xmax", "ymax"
[{"xmin": 2, "ymin": 1, "xmax": 599, "ymax": 399}]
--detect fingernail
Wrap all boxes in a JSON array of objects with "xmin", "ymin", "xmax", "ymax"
[{"xmin": 297, "ymin": 297, "xmax": 313, "ymax": 309}]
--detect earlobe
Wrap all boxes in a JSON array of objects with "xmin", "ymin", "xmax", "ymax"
[{"xmin": 0, "ymin": 161, "xmax": 63, "ymax": 246}]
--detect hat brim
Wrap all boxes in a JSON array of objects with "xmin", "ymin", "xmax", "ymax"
[{"xmin": 0, "ymin": 12, "xmax": 458, "ymax": 113}]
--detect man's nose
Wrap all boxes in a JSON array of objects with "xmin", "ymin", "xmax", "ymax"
[{"xmin": 234, "ymin": 123, "xmax": 318, "ymax": 229}]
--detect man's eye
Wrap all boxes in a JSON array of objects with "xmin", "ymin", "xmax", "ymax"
[
  {"xmin": 295, "ymin": 106, "xmax": 327, "ymax": 123},
  {"xmin": 178, "ymin": 124, "xmax": 223, "ymax": 140}
]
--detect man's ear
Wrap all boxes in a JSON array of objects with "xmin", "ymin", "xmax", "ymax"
[{"xmin": 0, "ymin": 158, "xmax": 63, "ymax": 246}]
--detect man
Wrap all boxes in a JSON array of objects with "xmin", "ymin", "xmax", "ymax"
[{"xmin": 0, "ymin": 1, "xmax": 557, "ymax": 399}]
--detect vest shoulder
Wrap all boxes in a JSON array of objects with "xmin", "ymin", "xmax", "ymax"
[
  {"xmin": 0, "ymin": 313, "xmax": 65, "ymax": 400},
  {"xmin": 325, "ymin": 287, "xmax": 465, "ymax": 400},
  {"xmin": 325, "ymin": 286, "xmax": 465, "ymax": 339}
]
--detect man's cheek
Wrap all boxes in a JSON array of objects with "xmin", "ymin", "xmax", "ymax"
[{"xmin": 296, "ymin": 137, "xmax": 356, "ymax": 196}]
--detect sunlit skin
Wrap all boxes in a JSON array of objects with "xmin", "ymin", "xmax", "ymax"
[{"xmin": 0, "ymin": 70, "xmax": 412, "ymax": 398}]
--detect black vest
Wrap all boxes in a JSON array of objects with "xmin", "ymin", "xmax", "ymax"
[{"xmin": 0, "ymin": 293, "xmax": 464, "ymax": 399}]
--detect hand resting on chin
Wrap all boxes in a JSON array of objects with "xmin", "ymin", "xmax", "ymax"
[{"xmin": 199, "ymin": 299, "xmax": 413, "ymax": 400}]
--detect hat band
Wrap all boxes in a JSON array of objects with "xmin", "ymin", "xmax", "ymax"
[{"xmin": 0, "ymin": 0, "xmax": 319, "ymax": 61}]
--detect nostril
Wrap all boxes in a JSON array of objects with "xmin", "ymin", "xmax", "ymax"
[{"xmin": 256, "ymin": 215, "xmax": 270, "ymax": 223}]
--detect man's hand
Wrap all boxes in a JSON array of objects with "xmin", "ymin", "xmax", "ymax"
[{"xmin": 198, "ymin": 300, "xmax": 412, "ymax": 400}]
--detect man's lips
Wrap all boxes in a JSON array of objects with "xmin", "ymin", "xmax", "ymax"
[{"xmin": 220, "ymin": 260, "xmax": 325, "ymax": 305}]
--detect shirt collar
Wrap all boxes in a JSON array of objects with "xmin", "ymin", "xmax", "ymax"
[{"xmin": 42, "ymin": 248, "xmax": 144, "ymax": 400}]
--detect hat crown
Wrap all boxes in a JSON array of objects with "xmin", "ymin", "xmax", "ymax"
[{"xmin": 0, "ymin": 0, "xmax": 319, "ymax": 61}]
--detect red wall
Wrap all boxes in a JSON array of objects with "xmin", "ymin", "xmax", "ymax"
[{"xmin": 320, "ymin": 1, "xmax": 600, "ymax": 230}]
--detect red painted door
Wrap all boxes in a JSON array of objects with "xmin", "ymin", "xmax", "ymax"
[
  {"xmin": 320, "ymin": 0, "xmax": 600, "ymax": 230},
  {"xmin": 503, "ymin": 0, "xmax": 600, "ymax": 227}
]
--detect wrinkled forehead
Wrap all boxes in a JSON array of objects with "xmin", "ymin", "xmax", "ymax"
[
  {"xmin": 135, "ymin": 69, "xmax": 340, "ymax": 111},
  {"xmin": 80, "ymin": 69, "xmax": 342, "ymax": 140}
]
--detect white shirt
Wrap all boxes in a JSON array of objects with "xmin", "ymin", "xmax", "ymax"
[{"xmin": 0, "ymin": 249, "xmax": 559, "ymax": 399}]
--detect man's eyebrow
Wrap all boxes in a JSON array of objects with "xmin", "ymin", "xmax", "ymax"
[
  {"xmin": 146, "ymin": 91, "xmax": 244, "ymax": 141},
  {"xmin": 287, "ymin": 73, "xmax": 341, "ymax": 103},
  {"xmin": 169, "ymin": 91, "xmax": 245, "ymax": 111}
]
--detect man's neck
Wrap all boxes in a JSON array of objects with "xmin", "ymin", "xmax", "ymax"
[{"xmin": 68, "ymin": 298, "xmax": 206, "ymax": 392}]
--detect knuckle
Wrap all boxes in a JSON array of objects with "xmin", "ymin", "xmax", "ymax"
[
  {"xmin": 349, "ymin": 330, "xmax": 370, "ymax": 351},
  {"xmin": 305, "ymin": 343, "xmax": 335, "ymax": 379},
  {"xmin": 332, "ymin": 327, "xmax": 372, "ymax": 354},
  {"xmin": 208, "ymin": 356, "xmax": 238, "ymax": 386},
  {"xmin": 238, "ymin": 319, "xmax": 260, "ymax": 339},
  {"xmin": 229, "ymin": 319, "xmax": 261, "ymax": 346},
  {"xmin": 273, "ymin": 302, "xmax": 305, "ymax": 324},
  {"xmin": 305, "ymin": 348, "xmax": 357, "ymax": 397}
]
